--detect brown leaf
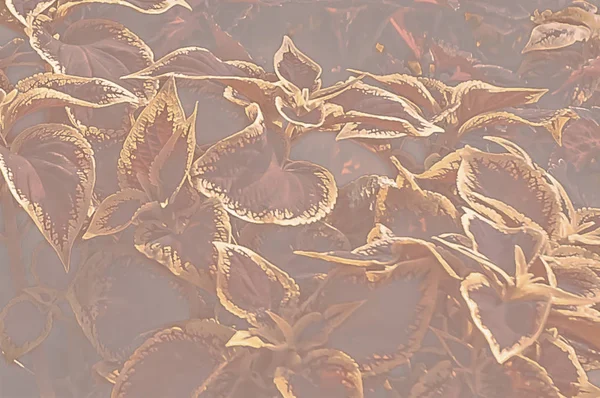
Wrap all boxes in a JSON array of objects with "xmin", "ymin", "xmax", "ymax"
[
  {"xmin": 134, "ymin": 197, "xmax": 231, "ymax": 290},
  {"xmin": 67, "ymin": 250, "xmax": 205, "ymax": 361},
  {"xmin": 0, "ymin": 293, "xmax": 53, "ymax": 361},
  {"xmin": 118, "ymin": 77, "xmax": 191, "ymax": 204},
  {"xmin": 83, "ymin": 188, "xmax": 149, "ymax": 239},
  {"xmin": 460, "ymin": 273, "xmax": 551, "ymax": 364},
  {"xmin": 1, "ymin": 72, "xmax": 138, "ymax": 133},
  {"xmin": 450, "ymin": 80, "xmax": 547, "ymax": 126},
  {"xmin": 214, "ymin": 242, "xmax": 300, "ymax": 327},
  {"xmin": 191, "ymin": 104, "xmax": 337, "ymax": 226},
  {"xmin": 5, "ymin": 0, "xmax": 54, "ymax": 26},
  {"xmin": 313, "ymin": 242, "xmax": 444, "ymax": 375},
  {"xmin": 523, "ymin": 23, "xmax": 591, "ymax": 54},
  {"xmin": 457, "ymin": 147, "xmax": 564, "ymax": 239},
  {"xmin": 112, "ymin": 319, "xmax": 235, "ymax": 398},
  {"xmin": 273, "ymin": 35, "xmax": 322, "ymax": 94},
  {"xmin": 56, "ymin": 0, "xmax": 191, "ymax": 17},
  {"xmin": 0, "ymin": 123, "xmax": 94, "ymax": 271},
  {"xmin": 274, "ymin": 349, "xmax": 363, "ymax": 398},
  {"xmin": 27, "ymin": 16, "xmax": 155, "ymax": 100}
]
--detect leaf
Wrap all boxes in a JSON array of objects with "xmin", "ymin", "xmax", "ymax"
[
  {"xmin": 0, "ymin": 123, "xmax": 94, "ymax": 271},
  {"xmin": 273, "ymin": 35, "xmax": 322, "ymax": 94},
  {"xmin": 408, "ymin": 360, "xmax": 462, "ymax": 398},
  {"xmin": 122, "ymin": 47, "xmax": 251, "ymax": 80},
  {"xmin": 457, "ymin": 147, "xmax": 564, "ymax": 239},
  {"xmin": 329, "ymin": 81, "xmax": 443, "ymax": 138},
  {"xmin": 462, "ymin": 208, "xmax": 548, "ymax": 281},
  {"xmin": 117, "ymin": 77, "xmax": 190, "ymax": 203},
  {"xmin": 478, "ymin": 355, "xmax": 563, "ymax": 397},
  {"xmin": 0, "ymin": 293, "xmax": 53, "ymax": 362},
  {"xmin": 535, "ymin": 331, "xmax": 591, "ymax": 397},
  {"xmin": 134, "ymin": 197, "xmax": 231, "ymax": 290},
  {"xmin": 27, "ymin": 16, "xmax": 155, "ymax": 99},
  {"xmin": 83, "ymin": 188, "xmax": 149, "ymax": 239},
  {"xmin": 190, "ymin": 104, "xmax": 337, "ymax": 226},
  {"xmin": 327, "ymin": 175, "xmax": 396, "ymax": 247},
  {"xmin": 374, "ymin": 158, "xmax": 459, "ymax": 239},
  {"xmin": 450, "ymin": 80, "xmax": 547, "ymax": 126},
  {"xmin": 274, "ymin": 349, "xmax": 363, "ymax": 398},
  {"xmin": 238, "ymin": 221, "xmax": 350, "ymax": 282},
  {"xmin": 460, "ymin": 273, "xmax": 551, "ymax": 364},
  {"xmin": 112, "ymin": 319, "xmax": 235, "ymax": 398},
  {"xmin": 458, "ymin": 108, "xmax": 578, "ymax": 145},
  {"xmin": 313, "ymin": 244, "xmax": 444, "ymax": 375},
  {"xmin": 549, "ymin": 258, "xmax": 600, "ymax": 302},
  {"xmin": 1, "ymin": 72, "xmax": 139, "ymax": 133},
  {"xmin": 347, "ymin": 69, "xmax": 441, "ymax": 115},
  {"xmin": 56, "ymin": 0, "xmax": 191, "ymax": 17},
  {"xmin": 67, "ymin": 250, "xmax": 205, "ymax": 361},
  {"xmin": 523, "ymin": 22, "xmax": 591, "ymax": 54},
  {"xmin": 5, "ymin": 0, "xmax": 55, "ymax": 26},
  {"xmin": 213, "ymin": 242, "xmax": 300, "ymax": 327}
]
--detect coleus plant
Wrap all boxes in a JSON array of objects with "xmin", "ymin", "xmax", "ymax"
[{"xmin": 0, "ymin": 1, "xmax": 600, "ymax": 397}]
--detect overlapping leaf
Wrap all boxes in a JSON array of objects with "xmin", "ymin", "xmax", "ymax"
[
  {"xmin": 457, "ymin": 146, "xmax": 565, "ymax": 238},
  {"xmin": 67, "ymin": 250, "xmax": 204, "ymax": 361},
  {"xmin": 0, "ymin": 123, "xmax": 95, "ymax": 271},
  {"xmin": 214, "ymin": 242, "xmax": 300, "ymax": 327},
  {"xmin": 310, "ymin": 239, "xmax": 447, "ymax": 376},
  {"xmin": 191, "ymin": 103, "xmax": 337, "ymax": 226},
  {"xmin": 135, "ymin": 195, "xmax": 231, "ymax": 290},
  {"xmin": 274, "ymin": 349, "xmax": 363, "ymax": 398},
  {"xmin": 112, "ymin": 319, "xmax": 236, "ymax": 398}
]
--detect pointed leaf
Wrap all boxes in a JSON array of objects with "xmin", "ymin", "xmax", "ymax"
[
  {"xmin": 536, "ymin": 331, "xmax": 590, "ymax": 397},
  {"xmin": 457, "ymin": 147, "xmax": 564, "ymax": 238},
  {"xmin": 214, "ymin": 242, "xmax": 300, "ymax": 326},
  {"xmin": 450, "ymin": 80, "xmax": 547, "ymax": 125},
  {"xmin": 134, "ymin": 197, "xmax": 231, "ymax": 290},
  {"xmin": 523, "ymin": 22, "xmax": 591, "ymax": 53},
  {"xmin": 458, "ymin": 108, "xmax": 578, "ymax": 145},
  {"xmin": 2, "ymin": 72, "xmax": 138, "ymax": 133},
  {"xmin": 460, "ymin": 273, "xmax": 551, "ymax": 364},
  {"xmin": 0, "ymin": 123, "xmax": 94, "ymax": 271},
  {"xmin": 83, "ymin": 188, "xmax": 149, "ymax": 239},
  {"xmin": 56, "ymin": 0, "xmax": 191, "ymax": 17},
  {"xmin": 347, "ymin": 69, "xmax": 441, "ymax": 114},
  {"xmin": 273, "ymin": 35, "xmax": 322, "ymax": 94},
  {"xmin": 122, "ymin": 47, "xmax": 249, "ymax": 80},
  {"xmin": 462, "ymin": 208, "xmax": 547, "ymax": 279},
  {"xmin": 118, "ymin": 77, "xmax": 188, "ymax": 198}
]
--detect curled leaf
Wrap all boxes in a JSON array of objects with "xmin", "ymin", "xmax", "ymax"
[{"xmin": 523, "ymin": 22, "xmax": 591, "ymax": 53}]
